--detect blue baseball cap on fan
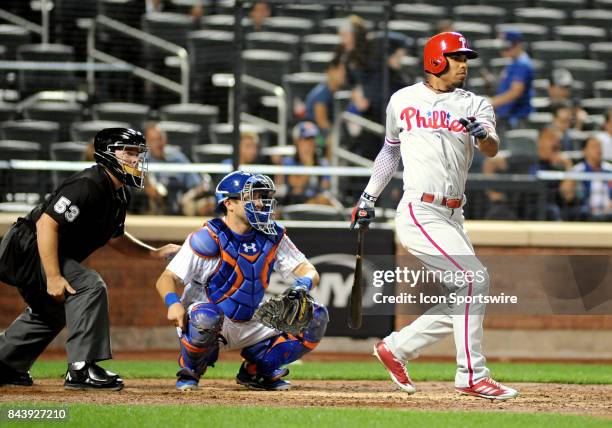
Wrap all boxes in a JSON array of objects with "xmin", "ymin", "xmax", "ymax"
[
  {"xmin": 293, "ymin": 121, "xmax": 320, "ymax": 140},
  {"xmin": 502, "ymin": 31, "xmax": 523, "ymax": 45}
]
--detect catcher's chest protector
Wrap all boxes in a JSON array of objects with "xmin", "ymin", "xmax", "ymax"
[{"xmin": 205, "ymin": 218, "xmax": 284, "ymax": 321}]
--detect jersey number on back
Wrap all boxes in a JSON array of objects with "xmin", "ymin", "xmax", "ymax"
[{"xmin": 54, "ymin": 196, "xmax": 80, "ymax": 222}]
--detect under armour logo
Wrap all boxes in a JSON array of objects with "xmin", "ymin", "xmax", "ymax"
[{"xmin": 242, "ymin": 243, "xmax": 258, "ymax": 253}]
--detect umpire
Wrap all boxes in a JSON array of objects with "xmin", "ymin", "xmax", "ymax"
[{"xmin": 0, "ymin": 128, "xmax": 179, "ymax": 390}]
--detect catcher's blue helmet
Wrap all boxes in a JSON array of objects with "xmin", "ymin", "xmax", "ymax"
[{"xmin": 215, "ymin": 171, "xmax": 277, "ymax": 235}]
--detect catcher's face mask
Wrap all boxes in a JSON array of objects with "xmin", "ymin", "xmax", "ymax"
[{"xmin": 241, "ymin": 174, "xmax": 277, "ymax": 235}]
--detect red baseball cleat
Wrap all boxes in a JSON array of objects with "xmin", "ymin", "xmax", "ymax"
[
  {"xmin": 373, "ymin": 341, "xmax": 416, "ymax": 394},
  {"xmin": 456, "ymin": 377, "xmax": 518, "ymax": 401}
]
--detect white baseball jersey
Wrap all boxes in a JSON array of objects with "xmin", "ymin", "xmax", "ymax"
[
  {"xmin": 370, "ymin": 82, "xmax": 498, "ymax": 388},
  {"xmin": 385, "ymin": 82, "xmax": 495, "ymax": 198}
]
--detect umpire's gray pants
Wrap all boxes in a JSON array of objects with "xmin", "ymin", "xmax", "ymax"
[{"xmin": 0, "ymin": 228, "xmax": 112, "ymax": 372}]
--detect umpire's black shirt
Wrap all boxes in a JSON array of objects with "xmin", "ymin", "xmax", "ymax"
[{"xmin": 23, "ymin": 165, "xmax": 129, "ymax": 263}]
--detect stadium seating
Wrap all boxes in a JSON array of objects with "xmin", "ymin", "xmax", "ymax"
[
  {"xmin": 192, "ymin": 143, "xmax": 232, "ymax": 164},
  {"xmin": 200, "ymin": 14, "xmax": 249, "ymax": 33},
  {"xmin": 392, "ymin": 4, "xmax": 447, "ymax": 23},
  {"xmin": 496, "ymin": 23, "xmax": 549, "ymax": 42},
  {"xmin": 319, "ymin": 18, "xmax": 373, "ymax": 34},
  {"xmin": 16, "ymin": 44, "xmax": 77, "ymax": 95},
  {"xmin": 92, "ymin": 102, "xmax": 150, "ymax": 130},
  {"xmin": 242, "ymin": 49, "xmax": 293, "ymax": 86},
  {"xmin": 453, "ymin": 5, "xmax": 506, "ymax": 25},
  {"xmin": 386, "ymin": 21, "xmax": 433, "ymax": 40},
  {"xmin": 159, "ymin": 103, "xmax": 218, "ymax": 144},
  {"xmin": 209, "ymin": 123, "xmax": 268, "ymax": 146},
  {"xmin": 158, "ymin": 121, "xmax": 202, "ymax": 158},
  {"xmin": 71, "ymin": 120, "xmax": 131, "ymax": 142},
  {"xmin": 49, "ymin": 141, "xmax": 89, "ymax": 187},
  {"xmin": 24, "ymin": 102, "xmax": 82, "ymax": 141},
  {"xmin": 261, "ymin": 17, "xmax": 314, "ymax": 38},
  {"xmin": 279, "ymin": 5, "xmax": 328, "ymax": 24},
  {"xmin": 0, "ymin": 24, "xmax": 31, "ymax": 59},
  {"xmin": 245, "ymin": 32, "xmax": 300, "ymax": 70},
  {"xmin": 302, "ymin": 34, "xmax": 341, "ymax": 54},
  {"xmin": 0, "ymin": 120, "xmax": 60, "ymax": 159},
  {"xmin": 453, "ymin": 21, "xmax": 494, "ymax": 40},
  {"xmin": 300, "ymin": 52, "xmax": 334, "ymax": 73},
  {"xmin": 530, "ymin": 41, "xmax": 585, "ymax": 66},
  {"xmin": 572, "ymin": 9, "xmax": 612, "ymax": 30},
  {"xmin": 593, "ymin": 80, "xmax": 612, "ymax": 97},
  {"xmin": 514, "ymin": 8, "xmax": 566, "ymax": 28},
  {"xmin": 0, "ymin": 103, "xmax": 17, "ymax": 123},
  {"xmin": 0, "ymin": 140, "xmax": 44, "ymax": 199}
]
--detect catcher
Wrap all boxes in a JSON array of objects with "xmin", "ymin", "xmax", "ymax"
[{"xmin": 155, "ymin": 171, "xmax": 328, "ymax": 391}]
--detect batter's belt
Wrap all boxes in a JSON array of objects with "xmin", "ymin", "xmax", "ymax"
[{"xmin": 403, "ymin": 191, "xmax": 465, "ymax": 209}]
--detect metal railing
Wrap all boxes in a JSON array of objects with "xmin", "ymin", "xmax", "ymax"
[
  {"xmin": 212, "ymin": 73, "xmax": 288, "ymax": 146},
  {"xmin": 3, "ymin": 161, "xmax": 611, "ymax": 181},
  {"xmin": 0, "ymin": 7, "xmax": 43, "ymax": 39},
  {"xmin": 87, "ymin": 15, "xmax": 190, "ymax": 103}
]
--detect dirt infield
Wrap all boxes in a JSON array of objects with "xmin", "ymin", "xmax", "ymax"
[{"xmin": 2, "ymin": 380, "xmax": 611, "ymax": 418}]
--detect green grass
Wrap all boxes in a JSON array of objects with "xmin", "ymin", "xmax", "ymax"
[
  {"xmin": 0, "ymin": 404, "xmax": 610, "ymax": 428},
  {"xmin": 30, "ymin": 360, "xmax": 612, "ymax": 384}
]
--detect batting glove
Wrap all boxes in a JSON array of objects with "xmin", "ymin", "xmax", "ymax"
[
  {"xmin": 459, "ymin": 117, "xmax": 488, "ymax": 140},
  {"xmin": 350, "ymin": 193, "xmax": 376, "ymax": 231}
]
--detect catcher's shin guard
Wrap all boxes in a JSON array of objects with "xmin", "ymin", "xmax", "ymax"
[
  {"xmin": 178, "ymin": 303, "xmax": 224, "ymax": 379},
  {"xmin": 242, "ymin": 304, "xmax": 329, "ymax": 376}
]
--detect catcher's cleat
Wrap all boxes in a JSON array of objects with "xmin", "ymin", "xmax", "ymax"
[
  {"xmin": 64, "ymin": 362, "xmax": 124, "ymax": 391},
  {"xmin": 236, "ymin": 362, "xmax": 291, "ymax": 391},
  {"xmin": 0, "ymin": 362, "xmax": 33, "ymax": 386},
  {"xmin": 175, "ymin": 368, "xmax": 200, "ymax": 391},
  {"xmin": 456, "ymin": 378, "xmax": 518, "ymax": 401},
  {"xmin": 373, "ymin": 341, "xmax": 416, "ymax": 394}
]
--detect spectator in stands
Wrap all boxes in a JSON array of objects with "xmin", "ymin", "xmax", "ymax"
[
  {"xmin": 482, "ymin": 127, "xmax": 572, "ymax": 220},
  {"xmin": 352, "ymin": 32, "xmax": 411, "ymax": 161},
  {"xmin": 362, "ymin": 32, "xmax": 411, "ymax": 125},
  {"xmin": 597, "ymin": 109, "xmax": 612, "ymax": 162},
  {"xmin": 547, "ymin": 69, "xmax": 587, "ymax": 131},
  {"xmin": 144, "ymin": 122, "xmax": 202, "ymax": 215},
  {"xmin": 548, "ymin": 103, "xmax": 576, "ymax": 152},
  {"xmin": 530, "ymin": 127, "xmax": 573, "ymax": 220},
  {"xmin": 335, "ymin": 15, "xmax": 371, "ymax": 92},
  {"xmin": 560, "ymin": 136, "xmax": 612, "ymax": 221},
  {"xmin": 249, "ymin": 2, "xmax": 271, "ymax": 32},
  {"xmin": 490, "ymin": 31, "xmax": 534, "ymax": 131},
  {"xmin": 222, "ymin": 130, "xmax": 261, "ymax": 165},
  {"xmin": 304, "ymin": 56, "xmax": 347, "ymax": 149},
  {"xmin": 436, "ymin": 20, "xmax": 454, "ymax": 33},
  {"xmin": 280, "ymin": 121, "xmax": 337, "ymax": 207}
]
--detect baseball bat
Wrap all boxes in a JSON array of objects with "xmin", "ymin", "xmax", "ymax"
[{"xmin": 348, "ymin": 225, "xmax": 366, "ymax": 329}]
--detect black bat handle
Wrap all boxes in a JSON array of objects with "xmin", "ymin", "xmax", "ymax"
[{"xmin": 349, "ymin": 225, "xmax": 366, "ymax": 329}]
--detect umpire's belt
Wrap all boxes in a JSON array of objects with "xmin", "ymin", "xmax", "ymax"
[{"xmin": 420, "ymin": 193, "xmax": 463, "ymax": 209}]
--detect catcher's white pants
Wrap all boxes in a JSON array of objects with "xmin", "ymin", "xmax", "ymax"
[
  {"xmin": 385, "ymin": 194, "xmax": 491, "ymax": 388},
  {"xmin": 180, "ymin": 289, "xmax": 279, "ymax": 351}
]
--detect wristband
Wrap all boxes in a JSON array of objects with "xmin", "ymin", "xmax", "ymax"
[
  {"xmin": 293, "ymin": 277, "xmax": 313, "ymax": 291},
  {"xmin": 164, "ymin": 292, "xmax": 181, "ymax": 308},
  {"xmin": 361, "ymin": 192, "xmax": 377, "ymax": 203}
]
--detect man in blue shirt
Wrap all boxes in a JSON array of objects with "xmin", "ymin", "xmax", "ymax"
[
  {"xmin": 304, "ymin": 56, "xmax": 346, "ymax": 141},
  {"xmin": 490, "ymin": 31, "xmax": 534, "ymax": 130}
]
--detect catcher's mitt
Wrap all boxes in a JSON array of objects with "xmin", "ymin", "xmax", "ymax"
[{"xmin": 254, "ymin": 288, "xmax": 315, "ymax": 335}]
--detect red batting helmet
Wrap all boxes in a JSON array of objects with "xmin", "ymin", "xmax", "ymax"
[{"xmin": 423, "ymin": 32, "xmax": 478, "ymax": 75}]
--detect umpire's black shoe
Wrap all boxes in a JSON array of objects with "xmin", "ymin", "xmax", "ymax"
[
  {"xmin": 0, "ymin": 362, "xmax": 33, "ymax": 386},
  {"xmin": 64, "ymin": 362, "xmax": 124, "ymax": 391}
]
